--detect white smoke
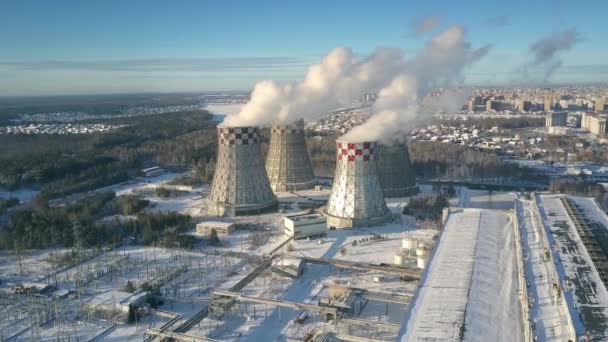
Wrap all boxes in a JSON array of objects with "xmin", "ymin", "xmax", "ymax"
[
  {"xmin": 223, "ymin": 25, "xmax": 490, "ymax": 143},
  {"xmin": 222, "ymin": 47, "xmax": 405, "ymax": 127},
  {"xmin": 343, "ymin": 25, "xmax": 490, "ymax": 142}
]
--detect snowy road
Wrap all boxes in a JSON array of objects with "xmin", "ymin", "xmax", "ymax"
[{"xmin": 516, "ymin": 197, "xmax": 572, "ymax": 342}]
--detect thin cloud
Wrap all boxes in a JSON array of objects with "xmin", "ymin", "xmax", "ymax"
[
  {"xmin": 411, "ymin": 16, "xmax": 442, "ymax": 36},
  {"xmin": 0, "ymin": 57, "xmax": 305, "ymax": 72}
]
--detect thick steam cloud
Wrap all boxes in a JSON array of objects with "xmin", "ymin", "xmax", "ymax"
[{"xmin": 223, "ymin": 25, "xmax": 490, "ymax": 143}]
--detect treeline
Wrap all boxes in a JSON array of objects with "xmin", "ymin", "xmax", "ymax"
[
  {"xmin": 408, "ymin": 141, "xmax": 537, "ymax": 182},
  {"xmin": 0, "ymin": 191, "xmax": 194, "ymax": 250},
  {"xmin": 0, "ymin": 110, "xmax": 215, "ymax": 199},
  {"xmin": 436, "ymin": 117, "xmax": 545, "ymax": 129}
]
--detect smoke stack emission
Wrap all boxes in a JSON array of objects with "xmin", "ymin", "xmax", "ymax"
[
  {"xmin": 376, "ymin": 143, "xmax": 418, "ymax": 197},
  {"xmin": 324, "ymin": 140, "xmax": 392, "ymax": 228},
  {"xmin": 265, "ymin": 120, "xmax": 316, "ymax": 191},
  {"xmin": 208, "ymin": 126, "xmax": 277, "ymax": 216}
]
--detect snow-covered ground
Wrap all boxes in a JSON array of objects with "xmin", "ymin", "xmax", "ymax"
[
  {"xmin": 516, "ymin": 197, "xmax": 573, "ymax": 341},
  {"xmin": 401, "ymin": 208, "xmax": 523, "ymax": 342}
]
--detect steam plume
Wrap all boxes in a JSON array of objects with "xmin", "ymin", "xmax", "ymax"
[
  {"xmin": 223, "ymin": 25, "xmax": 490, "ymax": 143},
  {"xmin": 343, "ymin": 26, "xmax": 490, "ymax": 142},
  {"xmin": 515, "ymin": 28, "xmax": 580, "ymax": 83}
]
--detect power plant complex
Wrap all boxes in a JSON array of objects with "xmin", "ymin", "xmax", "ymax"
[
  {"xmin": 376, "ymin": 142, "xmax": 418, "ymax": 197},
  {"xmin": 207, "ymin": 123, "xmax": 416, "ymax": 228},
  {"xmin": 324, "ymin": 141, "xmax": 392, "ymax": 228},
  {"xmin": 265, "ymin": 121, "xmax": 317, "ymax": 191},
  {"xmin": 208, "ymin": 126, "xmax": 277, "ymax": 216}
]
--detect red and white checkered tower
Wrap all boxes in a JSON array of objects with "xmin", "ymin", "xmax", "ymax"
[
  {"xmin": 324, "ymin": 140, "xmax": 392, "ymax": 228},
  {"xmin": 208, "ymin": 126, "xmax": 277, "ymax": 216}
]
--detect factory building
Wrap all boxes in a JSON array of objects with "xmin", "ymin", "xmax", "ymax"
[
  {"xmin": 265, "ymin": 120, "xmax": 317, "ymax": 192},
  {"xmin": 208, "ymin": 126, "xmax": 277, "ymax": 216},
  {"xmin": 376, "ymin": 143, "xmax": 418, "ymax": 197},
  {"xmin": 284, "ymin": 213, "xmax": 327, "ymax": 239},
  {"xmin": 196, "ymin": 221, "xmax": 235, "ymax": 235},
  {"xmin": 324, "ymin": 141, "xmax": 392, "ymax": 228}
]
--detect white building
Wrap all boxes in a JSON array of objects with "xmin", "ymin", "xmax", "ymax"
[
  {"xmin": 85, "ymin": 290, "xmax": 149, "ymax": 314},
  {"xmin": 142, "ymin": 166, "xmax": 165, "ymax": 178},
  {"xmin": 196, "ymin": 221, "xmax": 235, "ymax": 235},
  {"xmin": 284, "ymin": 213, "xmax": 327, "ymax": 239}
]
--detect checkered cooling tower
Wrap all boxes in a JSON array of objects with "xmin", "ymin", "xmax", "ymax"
[
  {"xmin": 324, "ymin": 140, "xmax": 392, "ymax": 228},
  {"xmin": 265, "ymin": 121, "xmax": 316, "ymax": 192},
  {"xmin": 376, "ymin": 143, "xmax": 419, "ymax": 197},
  {"xmin": 208, "ymin": 126, "xmax": 277, "ymax": 216}
]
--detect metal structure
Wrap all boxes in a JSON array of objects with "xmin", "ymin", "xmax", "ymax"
[
  {"xmin": 265, "ymin": 121, "xmax": 316, "ymax": 191},
  {"xmin": 208, "ymin": 126, "xmax": 277, "ymax": 216},
  {"xmin": 376, "ymin": 143, "xmax": 418, "ymax": 197},
  {"xmin": 324, "ymin": 140, "xmax": 392, "ymax": 228}
]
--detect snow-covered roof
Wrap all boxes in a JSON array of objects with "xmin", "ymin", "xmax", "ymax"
[{"xmin": 401, "ymin": 208, "xmax": 522, "ymax": 341}]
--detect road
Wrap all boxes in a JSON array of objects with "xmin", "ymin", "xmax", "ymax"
[{"xmin": 516, "ymin": 196, "xmax": 572, "ymax": 342}]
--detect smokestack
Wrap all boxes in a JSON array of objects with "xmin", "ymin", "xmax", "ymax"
[
  {"xmin": 324, "ymin": 140, "xmax": 392, "ymax": 228},
  {"xmin": 376, "ymin": 143, "xmax": 419, "ymax": 197},
  {"xmin": 208, "ymin": 126, "xmax": 277, "ymax": 216},
  {"xmin": 265, "ymin": 121, "xmax": 316, "ymax": 192}
]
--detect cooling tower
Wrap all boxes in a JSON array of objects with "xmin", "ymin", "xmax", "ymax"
[
  {"xmin": 324, "ymin": 140, "xmax": 392, "ymax": 228},
  {"xmin": 376, "ymin": 143, "xmax": 419, "ymax": 197},
  {"xmin": 265, "ymin": 121, "xmax": 316, "ymax": 192},
  {"xmin": 208, "ymin": 126, "xmax": 277, "ymax": 216}
]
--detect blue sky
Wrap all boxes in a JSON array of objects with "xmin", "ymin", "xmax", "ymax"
[{"xmin": 1, "ymin": 0, "xmax": 607, "ymax": 96}]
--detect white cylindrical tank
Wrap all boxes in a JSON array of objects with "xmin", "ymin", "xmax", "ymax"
[
  {"xmin": 417, "ymin": 256, "xmax": 427, "ymax": 269},
  {"xmin": 394, "ymin": 253, "xmax": 406, "ymax": 266},
  {"xmin": 402, "ymin": 237, "xmax": 418, "ymax": 250},
  {"xmin": 416, "ymin": 247, "xmax": 428, "ymax": 257}
]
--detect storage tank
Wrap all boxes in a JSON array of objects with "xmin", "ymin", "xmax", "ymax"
[
  {"xmin": 324, "ymin": 140, "xmax": 392, "ymax": 228},
  {"xmin": 394, "ymin": 253, "xmax": 406, "ymax": 266},
  {"xmin": 265, "ymin": 120, "xmax": 317, "ymax": 192},
  {"xmin": 402, "ymin": 236, "xmax": 419, "ymax": 250},
  {"xmin": 208, "ymin": 126, "xmax": 277, "ymax": 216}
]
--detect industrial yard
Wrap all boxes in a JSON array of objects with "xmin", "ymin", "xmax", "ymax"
[{"xmin": 2, "ymin": 122, "xmax": 608, "ymax": 342}]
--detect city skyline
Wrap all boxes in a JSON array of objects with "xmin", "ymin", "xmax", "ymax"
[{"xmin": 1, "ymin": 0, "xmax": 608, "ymax": 96}]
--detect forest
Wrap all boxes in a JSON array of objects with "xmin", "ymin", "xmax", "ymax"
[
  {"xmin": 0, "ymin": 110, "xmax": 217, "ymax": 198},
  {"xmin": 0, "ymin": 191, "xmax": 194, "ymax": 250}
]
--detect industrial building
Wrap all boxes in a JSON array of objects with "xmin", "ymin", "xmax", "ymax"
[
  {"xmin": 265, "ymin": 120, "xmax": 317, "ymax": 192},
  {"xmin": 401, "ymin": 208, "xmax": 523, "ymax": 341},
  {"xmin": 324, "ymin": 141, "xmax": 392, "ymax": 228},
  {"xmin": 376, "ymin": 143, "xmax": 418, "ymax": 197},
  {"xmin": 196, "ymin": 221, "xmax": 235, "ymax": 235},
  {"xmin": 208, "ymin": 126, "xmax": 277, "ymax": 216},
  {"xmin": 284, "ymin": 213, "xmax": 327, "ymax": 239}
]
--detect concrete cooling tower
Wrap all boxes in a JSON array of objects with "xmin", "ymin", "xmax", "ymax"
[
  {"xmin": 265, "ymin": 121, "xmax": 316, "ymax": 192},
  {"xmin": 208, "ymin": 126, "xmax": 277, "ymax": 216},
  {"xmin": 376, "ymin": 143, "xmax": 419, "ymax": 197},
  {"xmin": 324, "ymin": 141, "xmax": 392, "ymax": 228}
]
